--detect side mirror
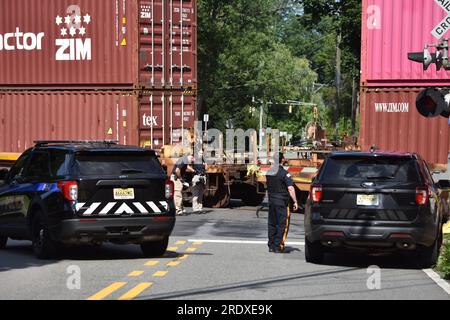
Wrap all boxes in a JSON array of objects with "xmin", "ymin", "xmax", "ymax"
[
  {"xmin": 0, "ymin": 169, "xmax": 9, "ymax": 181},
  {"xmin": 437, "ymin": 180, "xmax": 450, "ymax": 189}
]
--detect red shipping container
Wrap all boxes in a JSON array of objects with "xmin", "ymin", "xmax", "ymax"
[
  {"xmin": 0, "ymin": 0, "xmax": 197, "ymax": 89},
  {"xmin": 139, "ymin": 0, "xmax": 197, "ymax": 88},
  {"xmin": 0, "ymin": 90, "xmax": 196, "ymax": 153},
  {"xmin": 138, "ymin": 91, "xmax": 197, "ymax": 149},
  {"xmin": 359, "ymin": 87, "xmax": 450, "ymax": 165},
  {"xmin": 362, "ymin": 0, "xmax": 450, "ymax": 87},
  {"xmin": 0, "ymin": 91, "xmax": 140, "ymax": 152}
]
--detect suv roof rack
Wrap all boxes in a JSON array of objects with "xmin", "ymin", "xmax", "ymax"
[{"xmin": 34, "ymin": 140, "xmax": 119, "ymax": 147}]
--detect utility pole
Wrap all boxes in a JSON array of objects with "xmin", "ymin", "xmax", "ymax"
[
  {"xmin": 334, "ymin": 33, "xmax": 342, "ymax": 139},
  {"xmin": 259, "ymin": 102, "xmax": 264, "ymax": 152}
]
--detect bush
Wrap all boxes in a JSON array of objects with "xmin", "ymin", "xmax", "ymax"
[{"xmin": 436, "ymin": 235, "xmax": 450, "ymax": 279}]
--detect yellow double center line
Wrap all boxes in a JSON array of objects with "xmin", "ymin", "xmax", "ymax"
[{"xmin": 87, "ymin": 241, "xmax": 202, "ymax": 300}]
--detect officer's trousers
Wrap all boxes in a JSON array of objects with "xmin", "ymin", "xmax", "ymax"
[
  {"xmin": 268, "ymin": 203, "xmax": 291, "ymax": 251},
  {"xmin": 171, "ymin": 177, "xmax": 184, "ymax": 215}
]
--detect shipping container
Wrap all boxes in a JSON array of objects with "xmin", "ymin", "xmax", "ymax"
[
  {"xmin": 0, "ymin": 90, "xmax": 196, "ymax": 153},
  {"xmin": 138, "ymin": 91, "xmax": 196, "ymax": 149},
  {"xmin": 359, "ymin": 87, "xmax": 450, "ymax": 165},
  {"xmin": 362, "ymin": 0, "xmax": 450, "ymax": 87},
  {"xmin": 0, "ymin": 0, "xmax": 197, "ymax": 89}
]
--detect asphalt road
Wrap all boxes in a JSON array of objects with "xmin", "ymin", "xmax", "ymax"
[{"xmin": 0, "ymin": 201, "xmax": 449, "ymax": 300}]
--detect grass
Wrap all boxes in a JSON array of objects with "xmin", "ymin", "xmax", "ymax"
[{"xmin": 436, "ymin": 234, "xmax": 450, "ymax": 280}]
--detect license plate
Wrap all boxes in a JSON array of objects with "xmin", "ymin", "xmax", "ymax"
[
  {"xmin": 357, "ymin": 194, "xmax": 379, "ymax": 206},
  {"xmin": 113, "ymin": 188, "xmax": 135, "ymax": 200}
]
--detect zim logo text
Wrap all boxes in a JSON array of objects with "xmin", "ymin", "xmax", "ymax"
[{"xmin": 55, "ymin": 5, "xmax": 92, "ymax": 61}]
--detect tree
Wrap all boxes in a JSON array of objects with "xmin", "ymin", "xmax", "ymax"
[
  {"xmin": 198, "ymin": 0, "xmax": 362, "ymax": 139},
  {"xmin": 198, "ymin": 0, "xmax": 318, "ymax": 134}
]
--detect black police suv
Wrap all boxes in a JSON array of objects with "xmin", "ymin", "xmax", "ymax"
[
  {"xmin": 304, "ymin": 150, "xmax": 450, "ymax": 267},
  {"xmin": 0, "ymin": 141, "xmax": 176, "ymax": 259}
]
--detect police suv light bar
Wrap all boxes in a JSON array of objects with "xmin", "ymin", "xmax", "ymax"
[{"xmin": 34, "ymin": 140, "xmax": 119, "ymax": 146}]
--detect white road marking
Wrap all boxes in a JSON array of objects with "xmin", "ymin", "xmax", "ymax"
[
  {"xmin": 188, "ymin": 239, "xmax": 305, "ymax": 246},
  {"xmin": 422, "ymin": 269, "xmax": 450, "ymax": 296}
]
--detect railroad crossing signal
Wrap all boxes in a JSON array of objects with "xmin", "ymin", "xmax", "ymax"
[
  {"xmin": 415, "ymin": 88, "xmax": 450, "ymax": 118},
  {"xmin": 408, "ymin": 38, "xmax": 450, "ymax": 119},
  {"xmin": 408, "ymin": 39, "xmax": 450, "ymax": 70}
]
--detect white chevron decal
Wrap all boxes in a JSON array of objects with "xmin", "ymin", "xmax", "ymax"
[
  {"xmin": 76, "ymin": 201, "xmax": 170, "ymax": 215},
  {"xmin": 99, "ymin": 202, "xmax": 117, "ymax": 215},
  {"xmin": 84, "ymin": 203, "xmax": 101, "ymax": 215},
  {"xmin": 147, "ymin": 201, "xmax": 161, "ymax": 213},
  {"xmin": 115, "ymin": 203, "xmax": 134, "ymax": 215},
  {"xmin": 75, "ymin": 203, "xmax": 86, "ymax": 211},
  {"xmin": 159, "ymin": 201, "xmax": 169, "ymax": 211},
  {"xmin": 133, "ymin": 202, "xmax": 149, "ymax": 214}
]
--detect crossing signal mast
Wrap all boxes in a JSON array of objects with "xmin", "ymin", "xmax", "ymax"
[{"xmin": 408, "ymin": 38, "xmax": 450, "ymax": 118}]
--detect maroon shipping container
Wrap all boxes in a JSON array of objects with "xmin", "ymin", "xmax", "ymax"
[
  {"xmin": 138, "ymin": 91, "xmax": 196, "ymax": 149},
  {"xmin": 0, "ymin": 0, "xmax": 197, "ymax": 89},
  {"xmin": 359, "ymin": 87, "xmax": 450, "ymax": 165},
  {"xmin": 361, "ymin": 0, "xmax": 450, "ymax": 87},
  {"xmin": 0, "ymin": 90, "xmax": 196, "ymax": 153},
  {"xmin": 139, "ymin": 0, "xmax": 197, "ymax": 89}
]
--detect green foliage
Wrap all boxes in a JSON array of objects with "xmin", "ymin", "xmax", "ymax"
[
  {"xmin": 437, "ymin": 235, "xmax": 450, "ymax": 280},
  {"xmin": 198, "ymin": 0, "xmax": 361, "ymax": 138}
]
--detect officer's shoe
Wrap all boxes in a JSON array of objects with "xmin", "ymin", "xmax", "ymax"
[
  {"xmin": 273, "ymin": 248, "xmax": 285, "ymax": 254},
  {"xmin": 269, "ymin": 247, "xmax": 275, "ymax": 253}
]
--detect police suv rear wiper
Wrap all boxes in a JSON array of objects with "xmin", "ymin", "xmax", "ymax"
[{"xmin": 121, "ymin": 169, "xmax": 145, "ymax": 174}]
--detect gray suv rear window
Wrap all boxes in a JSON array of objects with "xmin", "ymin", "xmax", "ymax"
[
  {"xmin": 320, "ymin": 156, "xmax": 421, "ymax": 183},
  {"xmin": 75, "ymin": 152, "xmax": 164, "ymax": 176}
]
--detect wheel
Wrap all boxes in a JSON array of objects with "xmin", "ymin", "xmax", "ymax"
[
  {"xmin": 141, "ymin": 237, "xmax": 169, "ymax": 257},
  {"xmin": 31, "ymin": 211, "xmax": 59, "ymax": 259},
  {"xmin": 0, "ymin": 235, "xmax": 7, "ymax": 249},
  {"xmin": 416, "ymin": 230, "xmax": 442, "ymax": 269},
  {"xmin": 305, "ymin": 239, "xmax": 325, "ymax": 264},
  {"xmin": 204, "ymin": 174, "xmax": 230, "ymax": 208}
]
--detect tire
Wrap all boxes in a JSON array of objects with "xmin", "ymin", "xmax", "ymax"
[
  {"xmin": 0, "ymin": 235, "xmax": 7, "ymax": 249},
  {"xmin": 31, "ymin": 211, "xmax": 59, "ymax": 259},
  {"xmin": 141, "ymin": 237, "xmax": 169, "ymax": 258},
  {"xmin": 417, "ymin": 231, "xmax": 442, "ymax": 269},
  {"xmin": 305, "ymin": 239, "xmax": 325, "ymax": 264}
]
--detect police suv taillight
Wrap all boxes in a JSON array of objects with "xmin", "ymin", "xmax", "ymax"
[
  {"xmin": 310, "ymin": 185, "xmax": 323, "ymax": 203},
  {"xmin": 57, "ymin": 181, "xmax": 78, "ymax": 202},
  {"xmin": 415, "ymin": 187, "xmax": 429, "ymax": 206},
  {"xmin": 165, "ymin": 179, "xmax": 174, "ymax": 199}
]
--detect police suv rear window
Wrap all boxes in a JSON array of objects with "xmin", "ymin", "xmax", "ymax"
[
  {"xmin": 75, "ymin": 152, "xmax": 164, "ymax": 176},
  {"xmin": 320, "ymin": 156, "xmax": 421, "ymax": 184}
]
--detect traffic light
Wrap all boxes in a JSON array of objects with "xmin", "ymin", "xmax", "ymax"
[{"xmin": 416, "ymin": 88, "xmax": 450, "ymax": 118}]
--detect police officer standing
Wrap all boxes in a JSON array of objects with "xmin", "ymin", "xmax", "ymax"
[{"xmin": 266, "ymin": 152, "xmax": 298, "ymax": 253}]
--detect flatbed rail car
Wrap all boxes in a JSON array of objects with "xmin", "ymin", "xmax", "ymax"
[{"xmin": 159, "ymin": 150, "xmax": 329, "ymax": 209}]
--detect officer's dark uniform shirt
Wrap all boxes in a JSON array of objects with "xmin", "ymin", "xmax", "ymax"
[
  {"xmin": 193, "ymin": 162, "xmax": 206, "ymax": 175},
  {"xmin": 266, "ymin": 166, "xmax": 294, "ymax": 206},
  {"xmin": 172, "ymin": 156, "xmax": 192, "ymax": 182}
]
